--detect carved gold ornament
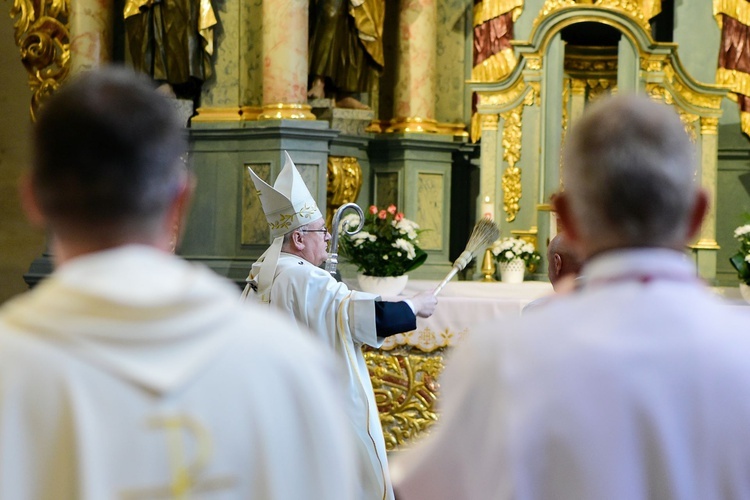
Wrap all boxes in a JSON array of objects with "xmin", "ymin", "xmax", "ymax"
[
  {"xmin": 10, "ymin": 0, "xmax": 70, "ymax": 120},
  {"xmin": 500, "ymin": 92, "xmax": 533, "ymax": 222},
  {"xmin": 536, "ymin": 0, "xmax": 660, "ymax": 30},
  {"xmin": 365, "ymin": 346, "xmax": 444, "ymax": 451},
  {"xmin": 326, "ymin": 156, "xmax": 363, "ymax": 229}
]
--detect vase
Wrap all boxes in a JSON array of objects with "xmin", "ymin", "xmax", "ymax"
[
  {"xmin": 357, "ymin": 274, "xmax": 409, "ymax": 296},
  {"xmin": 740, "ymin": 283, "xmax": 750, "ymax": 304},
  {"xmin": 498, "ymin": 258, "xmax": 525, "ymax": 284}
]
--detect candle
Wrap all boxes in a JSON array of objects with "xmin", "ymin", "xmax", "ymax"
[{"xmin": 481, "ymin": 196, "xmax": 494, "ymax": 220}]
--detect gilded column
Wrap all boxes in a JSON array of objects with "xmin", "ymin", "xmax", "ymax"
[
  {"xmin": 692, "ymin": 116, "xmax": 720, "ymax": 281},
  {"xmin": 569, "ymin": 78, "xmax": 587, "ymax": 126},
  {"xmin": 388, "ymin": 0, "xmax": 438, "ymax": 133},
  {"xmin": 69, "ymin": 0, "xmax": 113, "ymax": 74},
  {"xmin": 259, "ymin": 0, "xmax": 314, "ymax": 120}
]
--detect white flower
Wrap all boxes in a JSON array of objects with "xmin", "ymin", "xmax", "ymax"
[
  {"xmin": 339, "ymin": 213, "xmax": 361, "ymax": 233},
  {"xmin": 393, "ymin": 238, "xmax": 416, "ymax": 259},
  {"xmin": 745, "ymin": 254, "xmax": 750, "ymax": 264},
  {"xmin": 351, "ymin": 231, "xmax": 376, "ymax": 247},
  {"xmin": 383, "ymin": 255, "xmax": 389, "ymax": 260},
  {"xmin": 504, "ymin": 250, "xmax": 514, "ymax": 260},
  {"xmin": 735, "ymin": 224, "xmax": 750, "ymax": 240},
  {"xmin": 394, "ymin": 218, "xmax": 420, "ymax": 240}
]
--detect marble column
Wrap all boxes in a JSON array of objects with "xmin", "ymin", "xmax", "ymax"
[
  {"xmin": 388, "ymin": 0, "xmax": 438, "ymax": 133},
  {"xmin": 259, "ymin": 0, "xmax": 315, "ymax": 120},
  {"xmin": 69, "ymin": 0, "xmax": 114, "ymax": 75}
]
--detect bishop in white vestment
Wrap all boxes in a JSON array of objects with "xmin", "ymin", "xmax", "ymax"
[{"xmin": 244, "ymin": 153, "xmax": 437, "ymax": 500}]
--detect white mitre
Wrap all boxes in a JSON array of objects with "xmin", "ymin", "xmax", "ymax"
[{"xmin": 241, "ymin": 151, "xmax": 323, "ymax": 303}]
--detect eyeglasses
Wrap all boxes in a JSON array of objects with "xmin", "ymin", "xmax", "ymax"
[{"xmin": 300, "ymin": 226, "xmax": 328, "ymax": 234}]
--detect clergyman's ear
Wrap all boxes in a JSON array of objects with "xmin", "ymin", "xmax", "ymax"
[
  {"xmin": 291, "ymin": 230, "xmax": 305, "ymax": 250},
  {"xmin": 19, "ymin": 172, "xmax": 45, "ymax": 228}
]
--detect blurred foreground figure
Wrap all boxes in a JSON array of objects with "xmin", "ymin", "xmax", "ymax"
[
  {"xmin": 0, "ymin": 66, "xmax": 358, "ymax": 500},
  {"xmin": 391, "ymin": 95, "xmax": 750, "ymax": 500}
]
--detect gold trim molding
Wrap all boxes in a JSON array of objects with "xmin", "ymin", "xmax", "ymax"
[
  {"xmin": 535, "ymin": 0, "xmax": 657, "ymax": 30},
  {"xmin": 192, "ymin": 106, "xmax": 243, "ymax": 122},
  {"xmin": 257, "ymin": 103, "xmax": 316, "ymax": 121},
  {"xmin": 689, "ymin": 239, "xmax": 721, "ymax": 251},
  {"xmin": 714, "ymin": 0, "xmax": 750, "ymax": 28},
  {"xmin": 473, "ymin": 0, "xmax": 524, "ymax": 26},
  {"xmin": 10, "ymin": 0, "xmax": 71, "ymax": 120},
  {"xmin": 386, "ymin": 116, "xmax": 439, "ymax": 133}
]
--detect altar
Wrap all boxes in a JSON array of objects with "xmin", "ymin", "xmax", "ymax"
[{"xmin": 362, "ymin": 278, "xmax": 553, "ymax": 451}]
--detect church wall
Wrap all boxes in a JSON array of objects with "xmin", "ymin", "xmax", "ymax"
[
  {"xmin": 673, "ymin": 0, "xmax": 719, "ymax": 86},
  {"xmin": 0, "ymin": 18, "xmax": 45, "ymax": 304}
]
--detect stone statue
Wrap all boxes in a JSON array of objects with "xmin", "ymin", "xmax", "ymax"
[
  {"xmin": 124, "ymin": 0, "xmax": 217, "ymax": 99},
  {"xmin": 308, "ymin": 0, "xmax": 385, "ymax": 110}
]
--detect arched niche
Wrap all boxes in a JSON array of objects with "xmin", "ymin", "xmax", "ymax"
[{"xmin": 470, "ymin": 4, "xmax": 727, "ymax": 282}]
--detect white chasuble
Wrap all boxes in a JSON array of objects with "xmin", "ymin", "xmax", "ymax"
[
  {"xmin": 269, "ymin": 253, "xmax": 395, "ymax": 500},
  {"xmin": 0, "ymin": 246, "xmax": 358, "ymax": 500}
]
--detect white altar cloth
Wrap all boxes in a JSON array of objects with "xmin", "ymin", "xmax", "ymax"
[{"xmin": 379, "ymin": 279, "xmax": 554, "ymax": 351}]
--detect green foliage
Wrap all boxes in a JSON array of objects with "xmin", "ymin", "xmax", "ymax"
[
  {"xmin": 730, "ymin": 223, "xmax": 750, "ymax": 285},
  {"xmin": 339, "ymin": 205, "xmax": 428, "ymax": 277}
]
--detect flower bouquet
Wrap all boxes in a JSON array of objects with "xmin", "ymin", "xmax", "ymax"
[
  {"xmin": 491, "ymin": 237, "xmax": 541, "ymax": 283},
  {"xmin": 339, "ymin": 204, "xmax": 428, "ymax": 279},
  {"xmin": 730, "ymin": 223, "xmax": 750, "ymax": 288}
]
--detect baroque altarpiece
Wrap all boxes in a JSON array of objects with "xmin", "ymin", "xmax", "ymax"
[{"xmin": 10, "ymin": 0, "xmax": 750, "ymax": 448}]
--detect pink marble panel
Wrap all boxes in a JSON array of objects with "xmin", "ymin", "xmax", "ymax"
[
  {"xmin": 394, "ymin": 0, "xmax": 437, "ymax": 120},
  {"xmin": 69, "ymin": 0, "xmax": 113, "ymax": 74},
  {"xmin": 262, "ymin": 0, "xmax": 308, "ymax": 105}
]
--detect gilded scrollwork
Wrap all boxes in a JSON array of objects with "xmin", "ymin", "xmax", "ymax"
[
  {"xmin": 365, "ymin": 347, "xmax": 445, "ymax": 451},
  {"xmin": 525, "ymin": 56, "xmax": 542, "ymax": 71},
  {"xmin": 701, "ymin": 116, "xmax": 719, "ymax": 135},
  {"xmin": 501, "ymin": 103, "xmax": 525, "ymax": 222},
  {"xmin": 598, "ymin": 0, "xmax": 649, "ymax": 28},
  {"xmin": 326, "ymin": 156, "xmax": 363, "ymax": 228},
  {"xmin": 10, "ymin": 0, "xmax": 70, "ymax": 120},
  {"xmin": 678, "ymin": 111, "xmax": 699, "ymax": 142},
  {"xmin": 481, "ymin": 113, "xmax": 500, "ymax": 131},
  {"xmin": 536, "ymin": 0, "xmax": 657, "ymax": 30},
  {"xmin": 477, "ymin": 79, "xmax": 528, "ymax": 108},
  {"xmin": 538, "ymin": 0, "xmax": 575, "ymax": 20}
]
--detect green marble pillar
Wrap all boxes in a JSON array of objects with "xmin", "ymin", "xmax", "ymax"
[
  {"xmin": 182, "ymin": 120, "xmax": 338, "ymax": 283},
  {"xmin": 368, "ymin": 133, "xmax": 465, "ymax": 279}
]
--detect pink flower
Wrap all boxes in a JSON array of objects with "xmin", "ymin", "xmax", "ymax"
[
  {"xmin": 387, "ymin": 204, "xmax": 397, "ymax": 214},
  {"xmin": 369, "ymin": 205, "xmax": 378, "ymax": 214},
  {"xmin": 378, "ymin": 210, "xmax": 387, "ymax": 219},
  {"xmin": 394, "ymin": 212, "xmax": 404, "ymax": 221}
]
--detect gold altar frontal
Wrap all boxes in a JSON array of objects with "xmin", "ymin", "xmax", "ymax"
[{"xmin": 363, "ymin": 279, "xmax": 553, "ymax": 451}]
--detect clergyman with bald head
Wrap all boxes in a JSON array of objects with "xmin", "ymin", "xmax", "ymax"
[{"xmin": 391, "ymin": 94, "xmax": 750, "ymax": 500}]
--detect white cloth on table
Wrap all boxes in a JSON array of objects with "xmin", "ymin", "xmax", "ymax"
[
  {"xmin": 0, "ymin": 245, "xmax": 358, "ymax": 500},
  {"xmin": 392, "ymin": 248, "xmax": 750, "ymax": 500}
]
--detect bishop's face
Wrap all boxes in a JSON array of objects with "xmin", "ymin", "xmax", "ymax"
[{"xmin": 298, "ymin": 218, "xmax": 331, "ymax": 266}]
